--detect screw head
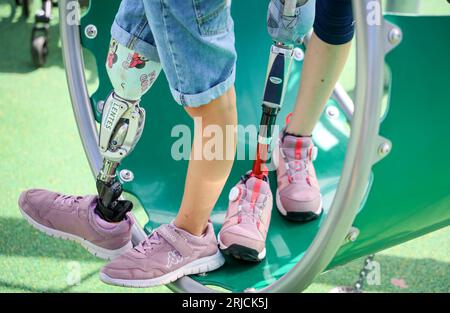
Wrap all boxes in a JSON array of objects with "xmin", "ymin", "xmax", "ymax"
[
  {"xmin": 346, "ymin": 227, "xmax": 360, "ymax": 242},
  {"xmin": 84, "ymin": 24, "xmax": 98, "ymax": 39},
  {"xmin": 97, "ymin": 100, "xmax": 105, "ymax": 113},
  {"xmin": 326, "ymin": 106, "xmax": 340, "ymax": 120},
  {"xmin": 293, "ymin": 47, "xmax": 304, "ymax": 61},
  {"xmin": 388, "ymin": 28, "xmax": 402, "ymax": 45},
  {"xmin": 378, "ymin": 142, "xmax": 391, "ymax": 156},
  {"xmin": 119, "ymin": 169, "xmax": 134, "ymax": 182}
]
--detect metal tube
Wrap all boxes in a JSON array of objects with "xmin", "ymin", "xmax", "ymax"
[
  {"xmin": 97, "ymin": 159, "xmax": 119, "ymax": 182},
  {"xmin": 59, "ymin": 0, "xmax": 101, "ymax": 175}
]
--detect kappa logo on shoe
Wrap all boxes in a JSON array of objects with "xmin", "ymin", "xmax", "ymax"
[{"xmin": 167, "ymin": 250, "xmax": 184, "ymax": 269}]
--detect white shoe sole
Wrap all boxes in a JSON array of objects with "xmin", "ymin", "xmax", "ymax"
[
  {"xmin": 99, "ymin": 250, "xmax": 225, "ymax": 288},
  {"xmin": 19, "ymin": 207, "xmax": 132, "ymax": 260},
  {"xmin": 276, "ymin": 189, "xmax": 323, "ymax": 217}
]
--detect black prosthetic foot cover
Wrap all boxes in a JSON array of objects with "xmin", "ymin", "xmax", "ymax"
[{"xmin": 94, "ymin": 199, "xmax": 133, "ymax": 223}]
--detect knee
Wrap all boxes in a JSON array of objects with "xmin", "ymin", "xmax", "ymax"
[
  {"xmin": 185, "ymin": 87, "xmax": 237, "ymax": 125},
  {"xmin": 313, "ymin": 0, "xmax": 355, "ymax": 45}
]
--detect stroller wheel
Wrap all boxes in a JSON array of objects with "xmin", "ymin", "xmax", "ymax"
[{"xmin": 31, "ymin": 35, "xmax": 49, "ymax": 67}]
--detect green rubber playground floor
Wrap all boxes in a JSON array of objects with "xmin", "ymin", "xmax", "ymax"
[{"xmin": 0, "ymin": 0, "xmax": 449, "ymax": 293}]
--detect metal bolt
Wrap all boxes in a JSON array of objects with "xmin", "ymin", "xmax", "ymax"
[
  {"xmin": 97, "ymin": 100, "xmax": 105, "ymax": 113},
  {"xmin": 119, "ymin": 169, "xmax": 134, "ymax": 182},
  {"xmin": 84, "ymin": 24, "xmax": 98, "ymax": 39},
  {"xmin": 293, "ymin": 47, "xmax": 304, "ymax": 61},
  {"xmin": 346, "ymin": 227, "xmax": 360, "ymax": 242},
  {"xmin": 326, "ymin": 106, "xmax": 340, "ymax": 120},
  {"xmin": 378, "ymin": 142, "xmax": 391, "ymax": 156},
  {"xmin": 388, "ymin": 28, "xmax": 402, "ymax": 45}
]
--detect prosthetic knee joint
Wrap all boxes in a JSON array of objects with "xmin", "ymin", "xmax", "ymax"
[{"xmin": 95, "ymin": 39, "xmax": 161, "ymax": 222}]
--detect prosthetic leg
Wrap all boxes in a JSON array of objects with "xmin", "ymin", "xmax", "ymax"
[
  {"xmin": 252, "ymin": 0, "xmax": 314, "ymax": 177},
  {"xmin": 95, "ymin": 39, "xmax": 161, "ymax": 222},
  {"xmin": 252, "ymin": 44, "xmax": 295, "ymax": 178}
]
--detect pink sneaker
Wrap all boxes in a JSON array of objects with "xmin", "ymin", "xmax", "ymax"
[
  {"xmin": 100, "ymin": 222, "xmax": 224, "ymax": 287},
  {"xmin": 275, "ymin": 132, "xmax": 323, "ymax": 221},
  {"xmin": 18, "ymin": 189, "xmax": 133, "ymax": 260},
  {"xmin": 218, "ymin": 174, "xmax": 273, "ymax": 262}
]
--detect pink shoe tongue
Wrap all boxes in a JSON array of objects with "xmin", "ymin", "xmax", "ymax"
[
  {"xmin": 236, "ymin": 176, "xmax": 270, "ymax": 224},
  {"xmin": 281, "ymin": 134, "xmax": 313, "ymax": 160},
  {"xmin": 135, "ymin": 232, "xmax": 162, "ymax": 254},
  {"xmin": 241, "ymin": 176, "xmax": 270, "ymax": 204}
]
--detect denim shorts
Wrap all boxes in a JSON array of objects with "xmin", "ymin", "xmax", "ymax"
[{"xmin": 111, "ymin": 0, "xmax": 237, "ymax": 107}]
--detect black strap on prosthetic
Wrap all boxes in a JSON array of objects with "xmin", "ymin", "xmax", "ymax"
[{"xmin": 95, "ymin": 179, "xmax": 133, "ymax": 222}]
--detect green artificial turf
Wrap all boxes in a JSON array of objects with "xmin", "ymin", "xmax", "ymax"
[{"xmin": 0, "ymin": 0, "xmax": 448, "ymax": 293}]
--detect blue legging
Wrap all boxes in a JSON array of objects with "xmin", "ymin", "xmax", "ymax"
[{"xmin": 314, "ymin": 0, "xmax": 354, "ymax": 45}]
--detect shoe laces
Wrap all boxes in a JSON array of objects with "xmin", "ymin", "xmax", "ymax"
[
  {"xmin": 286, "ymin": 159, "xmax": 310, "ymax": 183},
  {"xmin": 237, "ymin": 200, "xmax": 264, "ymax": 224},
  {"xmin": 234, "ymin": 176, "xmax": 268, "ymax": 224},
  {"xmin": 279, "ymin": 141, "xmax": 311, "ymax": 184},
  {"xmin": 134, "ymin": 231, "xmax": 163, "ymax": 254},
  {"xmin": 54, "ymin": 194, "xmax": 83, "ymax": 206}
]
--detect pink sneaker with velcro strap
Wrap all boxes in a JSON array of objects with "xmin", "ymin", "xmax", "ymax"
[
  {"xmin": 275, "ymin": 131, "xmax": 323, "ymax": 222},
  {"xmin": 100, "ymin": 221, "xmax": 224, "ymax": 287}
]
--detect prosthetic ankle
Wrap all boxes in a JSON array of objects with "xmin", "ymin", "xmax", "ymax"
[{"xmin": 95, "ymin": 39, "xmax": 161, "ymax": 222}]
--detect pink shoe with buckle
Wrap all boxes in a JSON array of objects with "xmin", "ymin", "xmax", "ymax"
[
  {"xmin": 275, "ymin": 131, "xmax": 323, "ymax": 222},
  {"xmin": 218, "ymin": 174, "xmax": 273, "ymax": 262}
]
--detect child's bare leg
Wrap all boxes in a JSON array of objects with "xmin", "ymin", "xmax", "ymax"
[
  {"xmin": 275, "ymin": 0, "xmax": 354, "ymax": 221},
  {"xmin": 286, "ymin": 31, "xmax": 351, "ymax": 136},
  {"xmin": 174, "ymin": 87, "xmax": 237, "ymax": 236}
]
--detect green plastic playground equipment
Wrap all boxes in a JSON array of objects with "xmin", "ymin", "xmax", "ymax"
[{"xmin": 59, "ymin": 0, "xmax": 450, "ymax": 292}]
